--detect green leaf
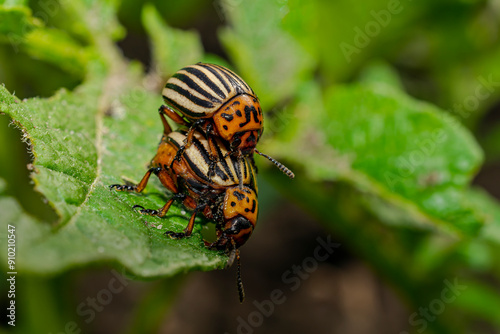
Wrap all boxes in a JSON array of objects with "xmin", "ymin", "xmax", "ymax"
[
  {"xmin": 267, "ymin": 79, "xmax": 485, "ymax": 236},
  {"xmin": 61, "ymin": 0, "xmax": 125, "ymax": 41},
  {"xmin": 437, "ymin": 46, "xmax": 500, "ymax": 130},
  {"xmin": 468, "ymin": 188, "xmax": 500, "ymax": 245},
  {"xmin": 142, "ymin": 4, "xmax": 203, "ymax": 78},
  {"xmin": 0, "ymin": 0, "xmax": 28, "ymax": 6},
  {"xmin": 22, "ymin": 28, "xmax": 91, "ymax": 77},
  {"xmin": 0, "ymin": 6, "xmax": 41, "ymax": 43},
  {"xmin": 357, "ymin": 60, "xmax": 404, "ymax": 91},
  {"xmin": 261, "ymin": 78, "xmax": 499, "ymax": 333},
  {"xmin": 0, "ymin": 5, "xmax": 91, "ymax": 78},
  {"xmin": 218, "ymin": 0, "xmax": 315, "ymax": 108},
  {"xmin": 455, "ymin": 280, "xmax": 500, "ymax": 327},
  {"xmin": 0, "ymin": 62, "xmax": 226, "ymax": 276},
  {"xmin": 479, "ymin": 123, "xmax": 500, "ymax": 163},
  {"xmin": 283, "ymin": 0, "xmax": 428, "ymax": 81},
  {"xmin": 328, "ymin": 85, "xmax": 483, "ymax": 234}
]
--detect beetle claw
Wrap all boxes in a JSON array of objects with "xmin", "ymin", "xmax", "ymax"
[
  {"xmin": 133, "ymin": 205, "xmax": 160, "ymax": 216},
  {"xmin": 165, "ymin": 231, "xmax": 186, "ymax": 239}
]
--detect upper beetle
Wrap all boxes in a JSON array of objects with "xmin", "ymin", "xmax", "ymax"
[{"xmin": 160, "ymin": 62, "xmax": 294, "ymax": 179}]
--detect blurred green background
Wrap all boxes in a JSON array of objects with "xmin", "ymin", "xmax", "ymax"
[{"xmin": 1, "ymin": 0, "xmax": 500, "ymax": 333}]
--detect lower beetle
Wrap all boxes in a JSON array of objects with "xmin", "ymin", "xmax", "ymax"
[{"xmin": 110, "ymin": 113, "xmax": 258, "ymax": 302}]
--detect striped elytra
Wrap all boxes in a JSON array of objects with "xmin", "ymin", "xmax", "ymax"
[
  {"xmin": 162, "ymin": 63, "xmax": 256, "ymax": 118},
  {"xmin": 165, "ymin": 130, "xmax": 257, "ymax": 191},
  {"xmin": 161, "ymin": 63, "xmax": 264, "ymax": 153}
]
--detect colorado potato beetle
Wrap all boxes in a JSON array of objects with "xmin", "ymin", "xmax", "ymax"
[
  {"xmin": 160, "ymin": 62, "xmax": 294, "ymax": 179},
  {"xmin": 110, "ymin": 120, "xmax": 258, "ymax": 302}
]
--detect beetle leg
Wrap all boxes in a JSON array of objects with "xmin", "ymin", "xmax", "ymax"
[
  {"xmin": 156, "ymin": 167, "xmax": 178, "ymax": 193},
  {"xmin": 132, "ymin": 198, "xmax": 173, "ymax": 217},
  {"xmin": 165, "ymin": 202, "xmax": 204, "ymax": 239},
  {"xmin": 171, "ymin": 119, "xmax": 205, "ymax": 165},
  {"xmin": 158, "ymin": 106, "xmax": 174, "ymax": 135},
  {"xmin": 112, "ymin": 165, "xmax": 183, "ymax": 218},
  {"xmin": 159, "ymin": 105, "xmax": 188, "ymax": 128},
  {"xmin": 130, "ymin": 171, "xmax": 182, "ymax": 217},
  {"xmin": 132, "ymin": 192, "xmax": 185, "ymax": 218},
  {"xmin": 109, "ymin": 167, "xmax": 162, "ymax": 192}
]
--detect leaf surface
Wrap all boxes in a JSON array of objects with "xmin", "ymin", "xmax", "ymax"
[{"xmin": 0, "ymin": 62, "xmax": 226, "ymax": 276}]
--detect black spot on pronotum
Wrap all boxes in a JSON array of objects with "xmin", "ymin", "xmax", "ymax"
[
  {"xmin": 236, "ymin": 109, "xmax": 242, "ymax": 117},
  {"xmin": 233, "ymin": 191, "xmax": 245, "ymax": 200},
  {"xmin": 250, "ymin": 199, "xmax": 256, "ymax": 213},
  {"xmin": 231, "ymin": 201, "xmax": 236, "ymax": 207},
  {"xmin": 221, "ymin": 113, "xmax": 234, "ymax": 121},
  {"xmin": 223, "ymin": 125, "xmax": 229, "ymax": 130},
  {"xmin": 239, "ymin": 105, "xmax": 259, "ymax": 128}
]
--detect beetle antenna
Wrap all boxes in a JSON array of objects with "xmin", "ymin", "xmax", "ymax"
[
  {"xmin": 254, "ymin": 149, "xmax": 295, "ymax": 179},
  {"xmin": 236, "ymin": 248, "xmax": 245, "ymax": 303},
  {"xmin": 226, "ymin": 247, "xmax": 236, "ymax": 268}
]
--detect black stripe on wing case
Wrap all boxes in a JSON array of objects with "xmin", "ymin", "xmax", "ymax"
[
  {"xmin": 184, "ymin": 153, "xmax": 210, "ymax": 183},
  {"xmin": 192, "ymin": 135, "xmax": 229, "ymax": 182},
  {"xmin": 191, "ymin": 135, "xmax": 212, "ymax": 166},
  {"xmin": 165, "ymin": 83, "xmax": 214, "ymax": 109},
  {"xmin": 172, "ymin": 73, "xmax": 222, "ymax": 103},
  {"xmin": 201, "ymin": 64, "xmax": 232, "ymax": 96},
  {"xmin": 215, "ymin": 141, "xmax": 235, "ymax": 183},
  {"xmin": 162, "ymin": 94, "xmax": 202, "ymax": 118},
  {"xmin": 184, "ymin": 66, "xmax": 227, "ymax": 100},
  {"xmin": 212, "ymin": 64, "xmax": 252, "ymax": 94}
]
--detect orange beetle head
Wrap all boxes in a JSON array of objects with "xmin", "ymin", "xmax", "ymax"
[
  {"xmin": 207, "ymin": 187, "xmax": 258, "ymax": 250},
  {"xmin": 209, "ymin": 216, "xmax": 254, "ymax": 250},
  {"xmin": 231, "ymin": 129, "xmax": 263, "ymax": 155}
]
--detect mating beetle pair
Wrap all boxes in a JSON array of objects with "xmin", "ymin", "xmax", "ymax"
[{"xmin": 111, "ymin": 63, "xmax": 293, "ymax": 302}]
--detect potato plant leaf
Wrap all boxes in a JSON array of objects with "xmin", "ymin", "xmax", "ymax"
[
  {"xmin": 0, "ymin": 60, "xmax": 227, "ymax": 276},
  {"xmin": 142, "ymin": 4, "xmax": 203, "ymax": 78}
]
